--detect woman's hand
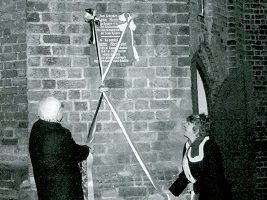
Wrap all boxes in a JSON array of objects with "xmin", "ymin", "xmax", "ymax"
[{"xmin": 187, "ymin": 182, "xmax": 193, "ymax": 193}]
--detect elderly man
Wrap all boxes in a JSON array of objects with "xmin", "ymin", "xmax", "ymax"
[{"xmin": 29, "ymin": 96, "xmax": 90, "ymax": 200}]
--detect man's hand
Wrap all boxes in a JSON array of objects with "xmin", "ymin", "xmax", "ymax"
[{"xmin": 89, "ymin": 146, "xmax": 94, "ymax": 154}]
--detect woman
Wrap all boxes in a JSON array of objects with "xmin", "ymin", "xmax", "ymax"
[
  {"xmin": 29, "ymin": 96, "xmax": 90, "ymax": 200},
  {"xmin": 169, "ymin": 114, "xmax": 232, "ymax": 200}
]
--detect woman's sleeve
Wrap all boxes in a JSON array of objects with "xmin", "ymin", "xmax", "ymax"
[
  {"xmin": 169, "ymin": 144, "xmax": 189, "ymax": 196},
  {"xmin": 169, "ymin": 170, "xmax": 189, "ymax": 196}
]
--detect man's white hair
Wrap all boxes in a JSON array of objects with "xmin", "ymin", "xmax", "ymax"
[{"xmin": 38, "ymin": 96, "xmax": 61, "ymax": 122}]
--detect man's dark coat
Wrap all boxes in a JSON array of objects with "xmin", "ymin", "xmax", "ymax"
[{"xmin": 29, "ymin": 119, "xmax": 89, "ymax": 200}]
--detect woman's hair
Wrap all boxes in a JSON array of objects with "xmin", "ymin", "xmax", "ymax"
[{"xmin": 186, "ymin": 113, "xmax": 210, "ymax": 137}]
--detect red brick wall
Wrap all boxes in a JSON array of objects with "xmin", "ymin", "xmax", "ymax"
[
  {"xmin": 189, "ymin": 0, "xmax": 266, "ymax": 199},
  {"xmin": 1, "ymin": 0, "xmax": 265, "ymax": 199},
  {"xmin": 26, "ymin": 0, "xmax": 190, "ymax": 199},
  {"xmin": 244, "ymin": 1, "xmax": 267, "ymax": 199},
  {"xmin": 0, "ymin": 0, "xmax": 28, "ymax": 199}
]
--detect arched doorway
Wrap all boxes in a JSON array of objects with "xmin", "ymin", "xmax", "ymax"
[
  {"xmin": 191, "ymin": 52, "xmax": 256, "ymax": 200},
  {"xmin": 191, "ymin": 53, "xmax": 211, "ymax": 116}
]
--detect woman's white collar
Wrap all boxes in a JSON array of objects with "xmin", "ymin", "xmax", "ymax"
[{"xmin": 186, "ymin": 136, "xmax": 210, "ymax": 162}]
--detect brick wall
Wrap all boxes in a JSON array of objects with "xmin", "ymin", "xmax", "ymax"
[
  {"xmin": 1, "ymin": 0, "xmax": 265, "ymax": 199},
  {"xmin": 189, "ymin": 0, "xmax": 266, "ymax": 199},
  {"xmin": 0, "ymin": 0, "xmax": 29, "ymax": 199},
  {"xmin": 244, "ymin": 0, "xmax": 267, "ymax": 199},
  {"xmin": 189, "ymin": 0, "xmax": 229, "ymax": 85},
  {"xmin": 26, "ymin": 0, "xmax": 191, "ymax": 199}
]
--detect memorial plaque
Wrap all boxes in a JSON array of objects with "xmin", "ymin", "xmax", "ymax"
[{"xmin": 89, "ymin": 13, "xmax": 139, "ymax": 68}]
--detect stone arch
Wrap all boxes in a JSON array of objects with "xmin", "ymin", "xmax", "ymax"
[
  {"xmin": 191, "ymin": 42, "xmax": 256, "ymax": 200},
  {"xmin": 191, "ymin": 43, "xmax": 217, "ymax": 117}
]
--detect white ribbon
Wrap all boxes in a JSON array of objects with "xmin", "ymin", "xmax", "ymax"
[
  {"xmin": 102, "ymin": 13, "xmax": 139, "ymax": 82},
  {"xmin": 102, "ymin": 92, "xmax": 158, "ymax": 190},
  {"xmin": 97, "ymin": 13, "xmax": 157, "ymax": 189},
  {"xmin": 85, "ymin": 11, "xmax": 158, "ymax": 200},
  {"xmin": 118, "ymin": 13, "xmax": 139, "ymax": 61},
  {"xmin": 86, "ymin": 153, "xmax": 94, "ymax": 200}
]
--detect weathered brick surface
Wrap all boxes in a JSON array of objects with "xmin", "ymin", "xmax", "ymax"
[
  {"xmin": 24, "ymin": 1, "xmax": 189, "ymax": 199},
  {"xmin": 189, "ymin": 0, "xmax": 267, "ymax": 199},
  {"xmin": 1, "ymin": 0, "xmax": 265, "ymax": 199},
  {"xmin": 0, "ymin": 2, "xmax": 29, "ymax": 198},
  {"xmin": 244, "ymin": 1, "xmax": 267, "ymax": 199}
]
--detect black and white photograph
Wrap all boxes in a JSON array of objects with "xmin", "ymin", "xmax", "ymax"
[{"xmin": 0, "ymin": 0, "xmax": 266, "ymax": 200}]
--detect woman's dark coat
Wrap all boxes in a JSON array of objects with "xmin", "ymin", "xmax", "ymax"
[
  {"xmin": 169, "ymin": 138, "xmax": 232, "ymax": 200},
  {"xmin": 29, "ymin": 119, "xmax": 89, "ymax": 200}
]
